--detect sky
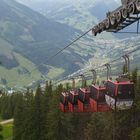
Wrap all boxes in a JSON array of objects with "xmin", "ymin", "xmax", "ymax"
[{"xmin": 17, "ymin": 0, "xmax": 121, "ymax": 3}]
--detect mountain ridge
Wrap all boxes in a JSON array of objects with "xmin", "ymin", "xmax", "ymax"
[
  {"xmin": 0, "ymin": 0, "xmax": 139, "ymax": 90},
  {"xmin": 0, "ymin": 0, "xmax": 99, "ymax": 88}
]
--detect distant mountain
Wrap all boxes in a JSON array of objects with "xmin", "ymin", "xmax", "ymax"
[
  {"xmin": 16, "ymin": 0, "xmax": 119, "ymax": 32},
  {"xmin": 0, "ymin": 0, "xmax": 139, "ymax": 89},
  {"xmin": 17, "ymin": 0, "xmax": 138, "ymax": 38},
  {"xmin": 16, "ymin": 0, "xmax": 139, "ymax": 72},
  {"xmin": 0, "ymin": 0, "xmax": 99, "ymax": 88}
]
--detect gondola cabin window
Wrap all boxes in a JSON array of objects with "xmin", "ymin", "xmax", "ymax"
[
  {"xmin": 60, "ymin": 94, "xmax": 65, "ymax": 104},
  {"xmin": 90, "ymin": 86, "xmax": 98, "ymax": 101},
  {"xmin": 60, "ymin": 92, "xmax": 69, "ymax": 105},
  {"xmin": 69, "ymin": 91, "xmax": 78, "ymax": 104},
  {"xmin": 106, "ymin": 81, "xmax": 116, "ymax": 97},
  {"xmin": 98, "ymin": 90, "xmax": 106, "ymax": 102},
  {"xmin": 117, "ymin": 84, "xmax": 135, "ymax": 99},
  {"xmin": 78, "ymin": 88, "xmax": 90, "ymax": 103}
]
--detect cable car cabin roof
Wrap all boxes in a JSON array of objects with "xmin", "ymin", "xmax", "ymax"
[
  {"xmin": 69, "ymin": 90, "xmax": 78, "ymax": 104},
  {"xmin": 78, "ymin": 88, "xmax": 90, "ymax": 103},
  {"xmin": 69, "ymin": 90, "xmax": 78, "ymax": 96},
  {"xmin": 60, "ymin": 92, "xmax": 69, "ymax": 105},
  {"xmin": 79, "ymin": 88, "xmax": 90, "ymax": 94},
  {"xmin": 61, "ymin": 92, "xmax": 69, "ymax": 97},
  {"xmin": 90, "ymin": 84, "xmax": 106, "ymax": 102},
  {"xmin": 91, "ymin": 84, "xmax": 106, "ymax": 90},
  {"xmin": 107, "ymin": 79, "xmax": 134, "ymax": 85}
]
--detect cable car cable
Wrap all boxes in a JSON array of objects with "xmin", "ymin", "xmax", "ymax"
[
  {"xmin": 6, "ymin": 33, "xmax": 140, "ymax": 88},
  {"xmin": 5, "ymin": 28, "xmax": 94, "ymax": 87},
  {"xmin": 31, "ymin": 28, "xmax": 93, "ymax": 72},
  {"xmin": 56, "ymin": 46, "xmax": 140, "ymax": 85}
]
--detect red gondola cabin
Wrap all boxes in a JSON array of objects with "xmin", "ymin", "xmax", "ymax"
[
  {"xmin": 60, "ymin": 92, "xmax": 69, "ymax": 112},
  {"xmin": 105, "ymin": 79, "xmax": 134, "ymax": 111},
  {"xmin": 78, "ymin": 88, "xmax": 91, "ymax": 112},
  {"xmin": 90, "ymin": 84, "xmax": 111, "ymax": 112},
  {"xmin": 68, "ymin": 90, "xmax": 79, "ymax": 112}
]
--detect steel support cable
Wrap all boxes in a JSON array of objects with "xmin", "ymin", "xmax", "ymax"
[
  {"xmin": 109, "ymin": 46, "xmax": 140, "ymax": 64},
  {"xmin": 44, "ymin": 28, "xmax": 93, "ymax": 63},
  {"xmin": 25, "ymin": 28, "xmax": 93, "ymax": 76},
  {"xmin": 28, "ymin": 35, "xmax": 140, "ymax": 86},
  {"xmin": 5, "ymin": 4, "xmax": 140, "ymax": 88},
  {"xmin": 96, "ymin": 46, "xmax": 138, "ymax": 73},
  {"xmin": 59, "ymin": 46, "xmax": 140, "ymax": 83},
  {"xmin": 6, "ymin": 33, "xmax": 140, "ymax": 87},
  {"xmin": 6, "ymin": 28, "xmax": 93, "ymax": 87},
  {"xmin": 56, "ymin": 46, "xmax": 140, "ymax": 85},
  {"xmin": 99, "ymin": 47, "xmax": 140, "ymax": 76},
  {"xmin": 57, "ymin": 44, "xmax": 140, "ymax": 82}
]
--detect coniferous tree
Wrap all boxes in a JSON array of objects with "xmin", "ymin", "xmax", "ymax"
[
  {"xmin": 32, "ymin": 85, "xmax": 47, "ymax": 140},
  {"xmin": 44, "ymin": 80, "xmax": 52, "ymax": 115},
  {"xmin": 0, "ymin": 93, "xmax": 19, "ymax": 120},
  {"xmin": 21, "ymin": 89, "xmax": 35, "ymax": 140},
  {"xmin": 0, "ymin": 125, "xmax": 3, "ymax": 140},
  {"xmin": 0, "ymin": 94, "xmax": 12, "ymax": 119},
  {"xmin": 45, "ymin": 80, "xmax": 53, "ymax": 97},
  {"xmin": 11, "ymin": 70, "xmax": 140, "ymax": 140},
  {"xmin": 84, "ymin": 113, "xmax": 112, "ymax": 140},
  {"xmin": 130, "ymin": 127, "xmax": 140, "ymax": 140},
  {"xmin": 66, "ymin": 82, "xmax": 70, "ymax": 90},
  {"xmin": 45, "ymin": 80, "xmax": 53, "ymax": 106},
  {"xmin": 46, "ymin": 84, "xmax": 64, "ymax": 140},
  {"xmin": 48, "ymin": 81, "xmax": 52, "ymax": 94},
  {"xmin": 131, "ymin": 68, "xmax": 138, "ymax": 84},
  {"xmin": 136, "ymin": 76, "xmax": 140, "ymax": 98},
  {"xmin": 6, "ymin": 95, "xmax": 13, "ymax": 119},
  {"xmin": 10, "ymin": 93, "xmax": 18, "ymax": 118},
  {"xmin": 45, "ymin": 81, "xmax": 49, "ymax": 93},
  {"xmin": 0, "ymin": 95, "xmax": 8, "ymax": 119},
  {"xmin": 13, "ymin": 93, "xmax": 25, "ymax": 140}
]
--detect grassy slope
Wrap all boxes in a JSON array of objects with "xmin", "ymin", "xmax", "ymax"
[
  {"xmin": 1, "ymin": 0, "xmax": 139, "ymax": 87},
  {"xmin": 0, "ymin": 52, "xmax": 42, "ymax": 87},
  {"xmin": 0, "ymin": 37, "xmax": 66, "ymax": 87},
  {"xmin": 0, "ymin": 0, "xmax": 89, "ymax": 83},
  {"xmin": 0, "ymin": 38, "xmax": 13, "ymax": 56},
  {"xmin": 2, "ymin": 122, "xmax": 13, "ymax": 140},
  {"xmin": 0, "ymin": 37, "xmax": 43, "ymax": 88},
  {"xmin": 47, "ymin": 66, "xmax": 65, "ymax": 79},
  {"xmin": 20, "ymin": 0, "xmax": 115, "ymax": 39}
]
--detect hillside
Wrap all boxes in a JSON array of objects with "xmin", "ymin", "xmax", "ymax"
[
  {"xmin": 0, "ymin": 36, "xmax": 42, "ymax": 89},
  {"xmin": 0, "ymin": 1, "xmax": 139, "ymax": 140},
  {"xmin": 16, "ymin": 0, "xmax": 118, "ymax": 37},
  {"xmin": 17, "ymin": 0, "xmax": 139, "ymax": 38},
  {"xmin": 17, "ymin": 0, "xmax": 140, "ymax": 61},
  {"xmin": 0, "ymin": 0, "xmax": 101, "ymax": 88},
  {"xmin": 0, "ymin": 0, "xmax": 139, "ymax": 89}
]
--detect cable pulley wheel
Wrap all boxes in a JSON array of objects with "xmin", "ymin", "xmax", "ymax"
[
  {"xmin": 110, "ymin": 14, "xmax": 116, "ymax": 26},
  {"xmin": 121, "ymin": 7, "xmax": 129, "ymax": 19},
  {"xmin": 116, "ymin": 10, "xmax": 122, "ymax": 23},
  {"xmin": 97, "ymin": 25, "xmax": 101, "ymax": 33},
  {"xmin": 128, "ymin": 2, "xmax": 136, "ymax": 14},
  {"xmin": 92, "ymin": 28, "xmax": 97, "ymax": 36},
  {"xmin": 99, "ymin": 22, "xmax": 105, "ymax": 31},
  {"xmin": 136, "ymin": 0, "xmax": 140, "ymax": 12},
  {"xmin": 104, "ymin": 18, "xmax": 110, "ymax": 29}
]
